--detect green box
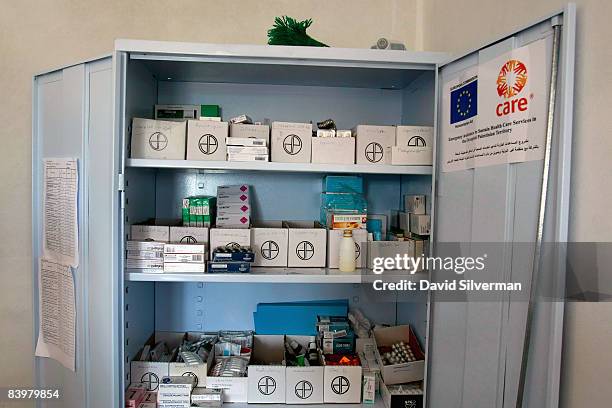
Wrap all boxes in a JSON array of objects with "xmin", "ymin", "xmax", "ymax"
[{"xmin": 201, "ymin": 105, "xmax": 220, "ymax": 118}]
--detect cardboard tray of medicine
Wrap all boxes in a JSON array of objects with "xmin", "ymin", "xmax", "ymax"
[
  {"xmin": 285, "ymin": 335, "xmax": 324, "ymax": 404},
  {"xmin": 322, "ymin": 358, "xmax": 362, "ymax": 403},
  {"xmin": 206, "ymin": 342, "xmax": 252, "ymax": 403},
  {"xmin": 373, "ymin": 325, "xmax": 425, "ymax": 385},
  {"xmin": 131, "ymin": 331, "xmax": 214, "ymax": 391},
  {"xmin": 380, "ymin": 380, "xmax": 423, "ymax": 408},
  {"xmin": 247, "ymin": 335, "xmax": 287, "ymax": 403}
]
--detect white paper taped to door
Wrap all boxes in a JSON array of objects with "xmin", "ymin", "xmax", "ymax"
[
  {"xmin": 43, "ymin": 158, "xmax": 79, "ymax": 267},
  {"xmin": 35, "ymin": 258, "xmax": 76, "ymax": 372},
  {"xmin": 441, "ymin": 38, "xmax": 550, "ymax": 172}
]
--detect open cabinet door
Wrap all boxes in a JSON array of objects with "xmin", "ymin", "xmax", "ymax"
[
  {"xmin": 428, "ymin": 5, "xmax": 575, "ymax": 408},
  {"xmin": 33, "ymin": 57, "xmax": 121, "ymax": 407}
]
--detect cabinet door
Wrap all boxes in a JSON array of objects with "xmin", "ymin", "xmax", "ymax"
[
  {"xmin": 429, "ymin": 5, "xmax": 575, "ymax": 408},
  {"xmin": 33, "ymin": 57, "xmax": 120, "ymax": 407}
]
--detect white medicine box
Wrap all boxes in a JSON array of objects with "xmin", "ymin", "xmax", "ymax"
[
  {"xmin": 230, "ymin": 123, "xmax": 270, "ymax": 145},
  {"xmin": 247, "ymin": 335, "xmax": 286, "ymax": 403},
  {"xmin": 186, "ymin": 120, "xmax": 228, "ymax": 161},
  {"xmin": 395, "ymin": 126, "xmax": 434, "ymax": 148},
  {"xmin": 353, "ymin": 125, "xmax": 395, "ymax": 165},
  {"xmin": 322, "ymin": 364, "xmax": 362, "ymax": 403},
  {"xmin": 283, "ymin": 221, "xmax": 327, "ymax": 268},
  {"xmin": 311, "ymin": 137, "xmax": 355, "ymax": 165},
  {"xmin": 169, "ymin": 226, "xmax": 209, "ymax": 244},
  {"xmin": 131, "ymin": 224, "xmax": 170, "ymax": 242},
  {"xmin": 391, "ymin": 126, "xmax": 434, "ymax": 165},
  {"xmin": 410, "ymin": 214, "xmax": 431, "ymax": 235},
  {"xmin": 404, "ymin": 194, "xmax": 426, "ymax": 214},
  {"xmin": 326, "ymin": 229, "xmax": 368, "ymax": 269},
  {"xmin": 271, "ymin": 122, "xmax": 312, "ymax": 163},
  {"xmin": 373, "ymin": 325, "xmax": 425, "ymax": 385},
  {"xmin": 209, "ymin": 228, "xmax": 251, "ymax": 259},
  {"xmin": 131, "ymin": 118, "xmax": 186, "ymax": 160},
  {"xmin": 285, "ymin": 335, "xmax": 324, "ymax": 404},
  {"xmin": 250, "ymin": 222, "xmax": 289, "ymax": 267}
]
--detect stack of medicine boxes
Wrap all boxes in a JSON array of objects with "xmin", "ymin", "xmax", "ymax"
[
  {"xmin": 321, "ymin": 176, "xmax": 368, "ymax": 269},
  {"xmin": 227, "ymin": 116, "xmax": 270, "ymax": 162},
  {"xmin": 216, "ymin": 185, "xmax": 251, "ymax": 228}
]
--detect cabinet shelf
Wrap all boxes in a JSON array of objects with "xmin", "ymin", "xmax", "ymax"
[
  {"xmin": 126, "ymin": 158, "xmax": 433, "ymax": 175},
  {"xmin": 125, "ymin": 267, "xmax": 364, "ymax": 283}
]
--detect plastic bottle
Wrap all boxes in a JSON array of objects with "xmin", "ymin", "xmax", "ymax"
[{"xmin": 339, "ymin": 229, "xmax": 356, "ymax": 272}]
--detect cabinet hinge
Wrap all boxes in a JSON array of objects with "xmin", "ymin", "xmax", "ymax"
[{"xmin": 117, "ymin": 173, "xmax": 125, "ymax": 192}]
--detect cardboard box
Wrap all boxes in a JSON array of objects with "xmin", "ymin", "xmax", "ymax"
[
  {"xmin": 126, "ymin": 259, "xmax": 164, "ymax": 269},
  {"xmin": 327, "ymin": 229, "xmax": 368, "ymax": 269},
  {"xmin": 206, "ymin": 376, "xmax": 248, "ymax": 403},
  {"xmin": 367, "ymin": 241, "xmax": 420, "ymax": 270},
  {"xmin": 247, "ymin": 335, "xmax": 286, "ymax": 403},
  {"xmin": 226, "ymin": 137, "xmax": 267, "ymax": 147},
  {"xmin": 380, "ymin": 380, "xmax": 423, "ymax": 408},
  {"xmin": 131, "ymin": 224, "xmax": 170, "ymax": 242},
  {"xmin": 126, "ymin": 241, "xmax": 165, "ymax": 252},
  {"xmin": 395, "ymin": 126, "xmax": 433, "ymax": 148},
  {"xmin": 217, "ymin": 202, "xmax": 251, "ymax": 215},
  {"xmin": 404, "ymin": 195, "xmax": 426, "ymax": 215},
  {"xmin": 311, "ymin": 137, "xmax": 355, "ymax": 165},
  {"xmin": 250, "ymin": 222, "xmax": 289, "ymax": 267},
  {"xmin": 126, "ymin": 250, "xmax": 164, "ymax": 260},
  {"xmin": 353, "ymin": 125, "xmax": 395, "ymax": 165},
  {"xmin": 373, "ymin": 325, "xmax": 425, "ymax": 385},
  {"xmin": 217, "ymin": 184, "xmax": 250, "ymax": 195},
  {"xmin": 227, "ymin": 146, "xmax": 268, "ymax": 155},
  {"xmin": 209, "ymin": 228, "xmax": 251, "ymax": 259},
  {"xmin": 131, "ymin": 118, "xmax": 186, "ymax": 160},
  {"xmin": 216, "ymin": 214, "xmax": 250, "ymax": 228},
  {"xmin": 368, "ymin": 213, "xmax": 388, "ymax": 236},
  {"xmin": 217, "ymin": 192, "xmax": 250, "ymax": 204},
  {"xmin": 283, "ymin": 221, "xmax": 327, "ymax": 268},
  {"xmin": 186, "ymin": 120, "xmax": 228, "ymax": 161},
  {"xmin": 323, "ymin": 365, "xmax": 362, "ymax": 403},
  {"xmin": 285, "ymin": 335, "xmax": 324, "ymax": 404},
  {"xmin": 271, "ymin": 122, "xmax": 312, "ymax": 163},
  {"xmin": 409, "ymin": 214, "xmax": 430, "ymax": 235},
  {"xmin": 326, "ymin": 213, "xmax": 367, "ymax": 230},
  {"xmin": 322, "ymin": 176, "xmax": 363, "ymax": 194},
  {"xmin": 131, "ymin": 332, "xmax": 212, "ymax": 392},
  {"xmin": 169, "ymin": 227, "xmax": 209, "ymax": 244},
  {"xmin": 399, "ymin": 211, "xmax": 410, "ymax": 233},
  {"xmin": 230, "ymin": 123, "xmax": 270, "ymax": 145}
]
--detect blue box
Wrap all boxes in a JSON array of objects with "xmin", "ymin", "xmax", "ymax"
[{"xmin": 322, "ymin": 176, "xmax": 363, "ymax": 194}]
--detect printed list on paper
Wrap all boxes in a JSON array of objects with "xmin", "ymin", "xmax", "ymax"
[
  {"xmin": 35, "ymin": 259, "xmax": 76, "ymax": 372},
  {"xmin": 43, "ymin": 158, "xmax": 79, "ymax": 267}
]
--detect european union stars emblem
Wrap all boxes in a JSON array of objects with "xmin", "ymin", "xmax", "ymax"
[{"xmin": 450, "ymin": 80, "xmax": 478, "ymax": 124}]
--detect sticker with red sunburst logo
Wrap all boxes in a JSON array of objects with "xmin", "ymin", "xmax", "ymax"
[{"xmin": 496, "ymin": 60, "xmax": 528, "ymax": 98}]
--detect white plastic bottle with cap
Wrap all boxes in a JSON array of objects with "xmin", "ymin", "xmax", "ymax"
[{"xmin": 339, "ymin": 229, "xmax": 356, "ymax": 272}]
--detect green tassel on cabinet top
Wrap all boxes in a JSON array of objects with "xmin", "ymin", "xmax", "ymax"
[{"xmin": 267, "ymin": 16, "xmax": 329, "ymax": 47}]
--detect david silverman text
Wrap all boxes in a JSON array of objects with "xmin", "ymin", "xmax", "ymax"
[{"xmin": 373, "ymin": 279, "xmax": 522, "ymax": 292}]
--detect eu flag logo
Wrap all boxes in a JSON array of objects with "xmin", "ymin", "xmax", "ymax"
[{"xmin": 450, "ymin": 80, "xmax": 478, "ymax": 124}]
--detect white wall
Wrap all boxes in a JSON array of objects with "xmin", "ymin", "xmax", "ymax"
[{"xmin": 420, "ymin": 1, "xmax": 612, "ymax": 407}]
